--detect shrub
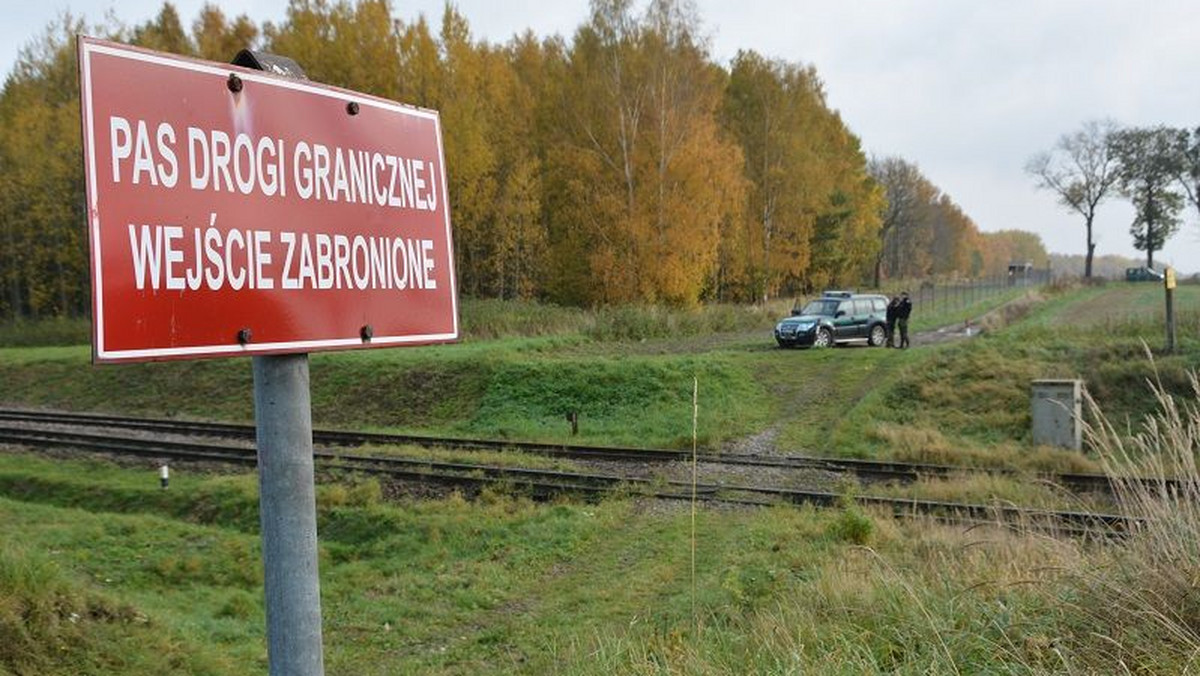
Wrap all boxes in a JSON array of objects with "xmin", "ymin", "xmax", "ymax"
[{"xmin": 826, "ymin": 493, "xmax": 874, "ymax": 545}]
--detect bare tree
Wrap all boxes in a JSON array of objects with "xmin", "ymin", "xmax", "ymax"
[
  {"xmin": 868, "ymin": 156, "xmax": 934, "ymax": 286},
  {"xmin": 1026, "ymin": 120, "xmax": 1122, "ymax": 278}
]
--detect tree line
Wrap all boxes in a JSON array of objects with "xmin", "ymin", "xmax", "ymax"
[
  {"xmin": 869, "ymin": 156, "xmax": 1047, "ymax": 287},
  {"xmin": 0, "ymin": 0, "xmax": 1046, "ymax": 320},
  {"xmin": 1028, "ymin": 119, "xmax": 1200, "ymax": 277}
]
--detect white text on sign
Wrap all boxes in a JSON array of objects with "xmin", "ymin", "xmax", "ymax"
[
  {"xmin": 109, "ymin": 115, "xmax": 439, "ymax": 210},
  {"xmin": 127, "ymin": 220, "xmax": 438, "ymax": 292}
]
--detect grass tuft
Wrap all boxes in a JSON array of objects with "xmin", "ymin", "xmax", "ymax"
[
  {"xmin": 0, "ymin": 538, "xmax": 235, "ymax": 675},
  {"xmin": 826, "ymin": 503, "xmax": 875, "ymax": 545},
  {"xmin": 458, "ymin": 298, "xmax": 786, "ymax": 342}
]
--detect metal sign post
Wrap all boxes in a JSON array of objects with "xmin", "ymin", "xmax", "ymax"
[
  {"xmin": 237, "ymin": 51, "xmax": 325, "ymax": 676},
  {"xmin": 253, "ymin": 353, "xmax": 324, "ymax": 675},
  {"xmin": 78, "ymin": 39, "xmax": 458, "ymax": 676}
]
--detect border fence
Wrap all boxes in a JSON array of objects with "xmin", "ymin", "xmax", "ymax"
[{"xmin": 875, "ymin": 265, "xmax": 1053, "ymax": 319}]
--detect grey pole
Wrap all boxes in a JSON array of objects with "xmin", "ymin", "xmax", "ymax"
[
  {"xmin": 228, "ymin": 49, "xmax": 324, "ymax": 675},
  {"xmin": 1165, "ymin": 280, "xmax": 1177, "ymax": 354},
  {"xmin": 254, "ymin": 354, "xmax": 325, "ymax": 676}
]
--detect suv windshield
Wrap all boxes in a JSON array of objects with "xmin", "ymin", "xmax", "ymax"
[{"xmin": 799, "ymin": 299, "xmax": 839, "ymax": 316}]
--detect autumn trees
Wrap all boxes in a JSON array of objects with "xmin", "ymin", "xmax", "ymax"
[
  {"xmin": 542, "ymin": 0, "xmax": 747, "ymax": 305},
  {"xmin": 868, "ymin": 157, "xmax": 1038, "ymax": 282},
  {"xmin": 721, "ymin": 51, "xmax": 882, "ymax": 301},
  {"xmin": 0, "ymin": 16, "xmax": 91, "ymax": 319},
  {"xmin": 0, "ymin": 4, "xmax": 266, "ymax": 321},
  {"xmin": 1, "ymin": 0, "xmax": 1007, "ymax": 320}
]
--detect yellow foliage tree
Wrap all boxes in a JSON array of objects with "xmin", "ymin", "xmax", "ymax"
[
  {"xmin": 192, "ymin": 4, "xmax": 259, "ymax": 62},
  {"xmin": 0, "ymin": 16, "xmax": 89, "ymax": 318},
  {"xmin": 723, "ymin": 51, "xmax": 880, "ymax": 300},
  {"xmin": 544, "ymin": 0, "xmax": 745, "ymax": 306},
  {"xmin": 0, "ymin": 0, "xmax": 1034, "ymax": 318}
]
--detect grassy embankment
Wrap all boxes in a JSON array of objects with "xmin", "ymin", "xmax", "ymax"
[
  {"xmin": 0, "ymin": 284, "xmax": 1192, "ymax": 487},
  {"xmin": 0, "ymin": 287, "xmax": 1064, "ymax": 448},
  {"xmin": 1, "ymin": 285, "xmax": 1195, "ymax": 502},
  {"xmin": 5, "ymin": 362, "xmax": 1200, "ymax": 674},
  {"xmin": 0, "ymin": 451, "xmax": 1133, "ymax": 674},
  {"xmin": 827, "ymin": 283, "xmax": 1199, "ymax": 464},
  {"xmin": 3, "ymin": 284, "xmax": 1200, "ymax": 672},
  {"xmin": 0, "ymin": 300, "xmax": 790, "ymax": 449},
  {"xmin": 2, "ymin": 285, "xmax": 1190, "ymax": 460}
]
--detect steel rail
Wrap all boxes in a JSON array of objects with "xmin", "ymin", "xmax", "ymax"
[
  {"xmin": 0, "ymin": 425, "xmax": 1139, "ymax": 537},
  {"xmin": 0, "ymin": 408, "xmax": 1162, "ymax": 495}
]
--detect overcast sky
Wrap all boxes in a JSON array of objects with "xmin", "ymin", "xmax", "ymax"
[{"xmin": 5, "ymin": 0, "xmax": 1200, "ymax": 273}]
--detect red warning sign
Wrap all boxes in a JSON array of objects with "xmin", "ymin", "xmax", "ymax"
[{"xmin": 79, "ymin": 37, "xmax": 458, "ymax": 362}]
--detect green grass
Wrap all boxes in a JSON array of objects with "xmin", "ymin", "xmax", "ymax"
[
  {"xmin": 0, "ymin": 452, "xmax": 866, "ymax": 674},
  {"xmin": 0, "ymin": 344, "xmax": 772, "ymax": 450},
  {"xmin": 4, "ymin": 448, "xmax": 1185, "ymax": 674},
  {"xmin": 828, "ymin": 284, "xmax": 1200, "ymax": 470},
  {"xmin": 0, "ymin": 454, "xmax": 266, "ymax": 674},
  {"xmin": 2, "ymin": 286, "xmax": 1193, "ymax": 464},
  {"xmin": 0, "ymin": 535, "xmax": 243, "ymax": 675},
  {"xmin": 0, "ymin": 453, "xmax": 947, "ymax": 673},
  {"xmin": 4, "ymin": 280, "xmax": 1200, "ymax": 673},
  {"xmin": 908, "ymin": 286, "xmax": 1031, "ymax": 332},
  {"xmin": 0, "ymin": 316, "xmax": 90, "ymax": 347}
]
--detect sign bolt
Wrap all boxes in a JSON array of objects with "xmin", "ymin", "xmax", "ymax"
[
  {"xmin": 227, "ymin": 73, "xmax": 243, "ymax": 93},
  {"xmin": 346, "ymin": 101, "xmax": 359, "ymax": 116},
  {"xmin": 237, "ymin": 328, "xmax": 253, "ymax": 345},
  {"xmin": 360, "ymin": 324, "xmax": 373, "ymax": 342}
]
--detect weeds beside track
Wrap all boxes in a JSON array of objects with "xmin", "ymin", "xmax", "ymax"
[{"xmin": 0, "ymin": 417, "xmax": 1138, "ymax": 538}]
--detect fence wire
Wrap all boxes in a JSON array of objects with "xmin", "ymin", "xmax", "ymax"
[{"xmin": 875, "ymin": 267, "xmax": 1052, "ymax": 318}]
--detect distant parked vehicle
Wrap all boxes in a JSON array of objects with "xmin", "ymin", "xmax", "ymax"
[
  {"xmin": 1125, "ymin": 267, "xmax": 1164, "ymax": 282},
  {"xmin": 774, "ymin": 290, "xmax": 889, "ymax": 349}
]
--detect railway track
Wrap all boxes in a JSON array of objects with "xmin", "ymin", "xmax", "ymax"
[
  {"xmin": 0, "ymin": 412, "xmax": 1141, "ymax": 537},
  {"xmin": 0, "ymin": 407, "xmax": 1134, "ymax": 492}
]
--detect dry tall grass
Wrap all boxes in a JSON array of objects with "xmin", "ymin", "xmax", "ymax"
[
  {"xmin": 1067, "ymin": 362, "xmax": 1200, "ymax": 670},
  {"xmin": 569, "ymin": 362, "xmax": 1200, "ymax": 674}
]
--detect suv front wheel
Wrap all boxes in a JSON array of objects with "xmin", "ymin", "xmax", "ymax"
[
  {"xmin": 868, "ymin": 324, "xmax": 887, "ymax": 347},
  {"xmin": 813, "ymin": 327, "xmax": 833, "ymax": 348}
]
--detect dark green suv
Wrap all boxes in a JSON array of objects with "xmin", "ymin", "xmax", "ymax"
[
  {"xmin": 1125, "ymin": 267, "xmax": 1164, "ymax": 282},
  {"xmin": 774, "ymin": 291, "xmax": 890, "ymax": 348}
]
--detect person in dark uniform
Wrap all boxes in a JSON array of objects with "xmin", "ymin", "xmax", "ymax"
[
  {"xmin": 896, "ymin": 292, "xmax": 913, "ymax": 348},
  {"xmin": 885, "ymin": 296, "xmax": 900, "ymax": 348}
]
